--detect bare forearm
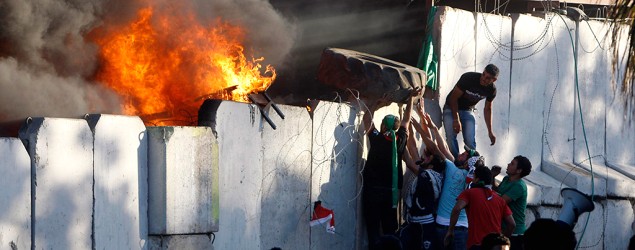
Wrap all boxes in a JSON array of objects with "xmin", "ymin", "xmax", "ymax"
[
  {"xmin": 432, "ymin": 126, "xmax": 454, "ymax": 162},
  {"xmin": 403, "ymin": 146, "xmax": 420, "ymax": 175},
  {"xmin": 406, "ymin": 126, "xmax": 421, "ymax": 162},
  {"xmin": 402, "ymin": 96, "xmax": 414, "ymax": 129},
  {"xmin": 484, "ymin": 107, "xmax": 493, "ymax": 133}
]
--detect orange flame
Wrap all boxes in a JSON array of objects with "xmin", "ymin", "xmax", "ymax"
[{"xmin": 91, "ymin": 5, "xmax": 275, "ymax": 125}]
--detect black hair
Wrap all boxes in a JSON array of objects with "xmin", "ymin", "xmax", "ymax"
[
  {"xmin": 514, "ymin": 155, "xmax": 532, "ymax": 177},
  {"xmin": 480, "ymin": 232, "xmax": 510, "ymax": 250},
  {"xmin": 419, "ymin": 155, "xmax": 446, "ymax": 173},
  {"xmin": 474, "ymin": 166, "xmax": 493, "ymax": 185},
  {"xmin": 484, "ymin": 64, "xmax": 500, "ymax": 76}
]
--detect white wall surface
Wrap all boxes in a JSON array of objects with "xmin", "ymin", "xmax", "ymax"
[
  {"xmin": 606, "ymin": 25, "xmax": 635, "ymax": 165},
  {"xmin": 437, "ymin": 6, "xmax": 477, "ymax": 104},
  {"xmin": 541, "ymin": 13, "xmax": 578, "ymax": 165},
  {"xmin": 311, "ymin": 102, "xmax": 361, "ymax": 250},
  {"xmin": 19, "ymin": 118, "xmax": 93, "ymax": 250},
  {"xmin": 574, "ymin": 20, "xmax": 610, "ymax": 165},
  {"xmin": 260, "ymin": 105, "xmax": 312, "ymax": 249},
  {"xmin": 474, "ymin": 13, "xmax": 513, "ymax": 165},
  {"xmin": 147, "ymin": 126, "xmax": 218, "ymax": 235},
  {"xmin": 505, "ymin": 13, "xmax": 548, "ymax": 168},
  {"xmin": 212, "ymin": 101, "xmax": 263, "ymax": 250},
  {"xmin": 88, "ymin": 114, "xmax": 148, "ymax": 249},
  {"xmin": 0, "ymin": 138, "xmax": 31, "ymax": 250}
]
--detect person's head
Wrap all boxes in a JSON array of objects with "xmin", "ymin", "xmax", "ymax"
[
  {"xmin": 457, "ymin": 145, "xmax": 480, "ymax": 166},
  {"xmin": 480, "ymin": 64, "xmax": 499, "ymax": 86},
  {"xmin": 419, "ymin": 154, "xmax": 445, "ymax": 172},
  {"xmin": 480, "ymin": 232, "xmax": 510, "ymax": 250},
  {"xmin": 524, "ymin": 218, "xmax": 577, "ymax": 250},
  {"xmin": 380, "ymin": 114, "xmax": 400, "ymax": 133},
  {"xmin": 473, "ymin": 165, "xmax": 493, "ymax": 185},
  {"xmin": 506, "ymin": 155, "xmax": 532, "ymax": 178}
]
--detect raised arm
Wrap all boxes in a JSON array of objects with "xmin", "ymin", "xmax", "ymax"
[
  {"xmin": 406, "ymin": 122, "xmax": 421, "ymax": 162},
  {"xmin": 423, "ymin": 114, "xmax": 455, "ymax": 162},
  {"xmin": 400, "ymin": 87, "xmax": 422, "ymax": 129},
  {"xmin": 484, "ymin": 100, "xmax": 496, "ymax": 145},
  {"xmin": 411, "ymin": 117, "xmax": 441, "ymax": 159},
  {"xmin": 403, "ymin": 144, "xmax": 421, "ymax": 175}
]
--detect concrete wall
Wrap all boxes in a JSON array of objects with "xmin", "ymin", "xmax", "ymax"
[
  {"xmin": 0, "ymin": 138, "xmax": 30, "ymax": 249},
  {"xmin": 434, "ymin": 7, "xmax": 635, "ymax": 249},
  {"xmin": 260, "ymin": 105, "xmax": 312, "ymax": 249},
  {"xmin": 1, "ymin": 6, "xmax": 634, "ymax": 250},
  {"xmin": 212, "ymin": 101, "xmax": 264, "ymax": 250},
  {"xmin": 19, "ymin": 118, "xmax": 93, "ymax": 249},
  {"xmin": 147, "ymin": 126, "xmax": 218, "ymax": 235},
  {"xmin": 310, "ymin": 102, "xmax": 361, "ymax": 250},
  {"xmin": 88, "ymin": 114, "xmax": 149, "ymax": 249}
]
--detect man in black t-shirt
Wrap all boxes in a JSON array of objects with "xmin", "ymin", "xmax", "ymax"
[
  {"xmin": 361, "ymin": 88, "xmax": 420, "ymax": 250},
  {"xmin": 442, "ymin": 64, "xmax": 499, "ymax": 159}
]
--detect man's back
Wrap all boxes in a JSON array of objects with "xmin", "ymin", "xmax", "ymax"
[
  {"xmin": 458, "ymin": 187, "xmax": 512, "ymax": 248},
  {"xmin": 435, "ymin": 159, "xmax": 468, "ymax": 226}
]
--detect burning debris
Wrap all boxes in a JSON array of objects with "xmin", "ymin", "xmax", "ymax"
[{"xmin": 0, "ymin": 0, "xmax": 295, "ymax": 126}]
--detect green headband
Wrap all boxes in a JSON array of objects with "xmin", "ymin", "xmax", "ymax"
[{"xmin": 383, "ymin": 115, "xmax": 396, "ymax": 131}]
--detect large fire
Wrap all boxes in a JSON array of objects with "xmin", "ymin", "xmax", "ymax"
[{"xmin": 91, "ymin": 4, "xmax": 276, "ymax": 125}]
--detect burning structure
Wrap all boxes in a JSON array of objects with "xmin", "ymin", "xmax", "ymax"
[
  {"xmin": 1, "ymin": 0, "xmax": 635, "ymax": 250},
  {"xmin": 0, "ymin": 0, "xmax": 294, "ymax": 126}
]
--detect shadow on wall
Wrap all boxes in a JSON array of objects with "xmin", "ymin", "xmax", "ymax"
[
  {"xmin": 314, "ymin": 106, "xmax": 360, "ymax": 249},
  {"xmin": 0, "ymin": 138, "xmax": 30, "ymax": 249},
  {"xmin": 9, "ymin": 117, "xmax": 149, "ymax": 249}
]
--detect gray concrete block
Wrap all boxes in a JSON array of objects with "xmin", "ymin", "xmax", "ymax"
[
  {"xmin": 541, "ymin": 161, "xmax": 606, "ymax": 197},
  {"xmin": 260, "ymin": 105, "xmax": 312, "ymax": 249},
  {"xmin": 147, "ymin": 126, "xmax": 219, "ymax": 235},
  {"xmin": 19, "ymin": 117, "xmax": 93, "ymax": 249},
  {"xmin": 87, "ymin": 114, "xmax": 149, "ymax": 249},
  {"xmin": 206, "ymin": 101, "xmax": 262, "ymax": 250},
  {"xmin": 575, "ymin": 162, "xmax": 635, "ymax": 198},
  {"xmin": 147, "ymin": 235, "xmax": 214, "ymax": 250},
  {"xmin": 524, "ymin": 170, "xmax": 571, "ymax": 205},
  {"xmin": 0, "ymin": 138, "xmax": 31, "ymax": 250},
  {"xmin": 311, "ymin": 102, "xmax": 361, "ymax": 250},
  {"xmin": 572, "ymin": 200, "xmax": 604, "ymax": 250},
  {"xmin": 604, "ymin": 200, "xmax": 634, "ymax": 250},
  {"xmin": 606, "ymin": 162, "xmax": 635, "ymax": 181}
]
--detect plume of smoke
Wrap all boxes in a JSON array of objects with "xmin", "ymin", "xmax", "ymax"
[
  {"xmin": 0, "ymin": 0, "xmax": 297, "ymax": 122},
  {"xmin": 188, "ymin": 0, "xmax": 297, "ymax": 67},
  {"xmin": 0, "ymin": 58, "xmax": 121, "ymax": 121},
  {"xmin": 0, "ymin": 0, "xmax": 122, "ymax": 121}
]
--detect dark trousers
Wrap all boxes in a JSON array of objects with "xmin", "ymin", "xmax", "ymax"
[
  {"xmin": 363, "ymin": 188, "xmax": 398, "ymax": 250},
  {"xmin": 400, "ymin": 222, "xmax": 439, "ymax": 250}
]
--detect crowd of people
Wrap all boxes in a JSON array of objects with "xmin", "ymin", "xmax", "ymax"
[{"xmin": 361, "ymin": 64, "xmax": 540, "ymax": 250}]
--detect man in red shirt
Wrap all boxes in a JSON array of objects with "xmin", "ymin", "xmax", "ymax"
[{"xmin": 444, "ymin": 166, "xmax": 515, "ymax": 249}]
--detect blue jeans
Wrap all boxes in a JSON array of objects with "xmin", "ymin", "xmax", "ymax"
[
  {"xmin": 443, "ymin": 108, "xmax": 476, "ymax": 159},
  {"xmin": 435, "ymin": 224, "xmax": 468, "ymax": 250}
]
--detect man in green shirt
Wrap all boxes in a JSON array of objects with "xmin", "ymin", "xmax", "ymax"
[{"xmin": 493, "ymin": 155, "xmax": 532, "ymax": 250}]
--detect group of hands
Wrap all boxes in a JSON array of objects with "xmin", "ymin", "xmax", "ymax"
[{"xmin": 367, "ymin": 86, "xmax": 496, "ymax": 146}]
